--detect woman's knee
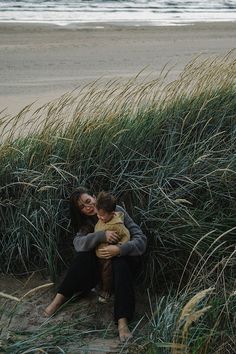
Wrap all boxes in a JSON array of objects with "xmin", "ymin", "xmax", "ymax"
[
  {"xmin": 111, "ymin": 257, "xmax": 133, "ymax": 281},
  {"xmin": 112, "ymin": 256, "xmax": 127, "ymax": 270},
  {"xmin": 71, "ymin": 251, "xmax": 97, "ymax": 269}
]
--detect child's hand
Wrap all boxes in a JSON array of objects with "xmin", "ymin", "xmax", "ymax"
[
  {"xmin": 105, "ymin": 230, "xmax": 121, "ymax": 244},
  {"xmin": 99, "ymin": 245, "xmax": 120, "ymax": 259}
]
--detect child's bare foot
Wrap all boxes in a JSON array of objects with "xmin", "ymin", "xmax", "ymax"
[
  {"xmin": 98, "ymin": 290, "xmax": 111, "ymax": 303},
  {"xmin": 45, "ymin": 293, "xmax": 66, "ymax": 316},
  {"xmin": 118, "ymin": 318, "xmax": 133, "ymax": 342}
]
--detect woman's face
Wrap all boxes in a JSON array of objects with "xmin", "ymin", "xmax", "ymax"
[{"xmin": 77, "ymin": 193, "xmax": 97, "ymax": 216}]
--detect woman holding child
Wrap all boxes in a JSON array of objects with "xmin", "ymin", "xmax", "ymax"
[{"xmin": 45, "ymin": 187, "xmax": 146, "ymax": 342}]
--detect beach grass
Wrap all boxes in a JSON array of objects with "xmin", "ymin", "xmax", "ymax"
[
  {"xmin": 0, "ymin": 52, "xmax": 236, "ymax": 352},
  {"xmin": 1, "ymin": 278, "xmax": 235, "ymax": 353}
]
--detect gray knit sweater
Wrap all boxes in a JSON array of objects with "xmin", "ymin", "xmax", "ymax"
[{"xmin": 73, "ymin": 206, "xmax": 147, "ymax": 256}]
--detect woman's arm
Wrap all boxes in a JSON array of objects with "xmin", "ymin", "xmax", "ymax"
[
  {"xmin": 73, "ymin": 230, "xmax": 107, "ymax": 252},
  {"xmin": 116, "ymin": 206, "xmax": 147, "ymax": 256},
  {"xmin": 73, "ymin": 206, "xmax": 146, "ymax": 255}
]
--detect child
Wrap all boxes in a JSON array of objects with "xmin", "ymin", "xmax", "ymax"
[{"xmin": 95, "ymin": 191, "xmax": 130, "ymax": 303}]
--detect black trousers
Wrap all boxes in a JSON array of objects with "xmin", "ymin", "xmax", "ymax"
[{"xmin": 58, "ymin": 251, "xmax": 140, "ymax": 322}]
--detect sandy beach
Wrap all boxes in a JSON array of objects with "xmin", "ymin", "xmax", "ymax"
[{"xmin": 0, "ymin": 22, "xmax": 236, "ymax": 115}]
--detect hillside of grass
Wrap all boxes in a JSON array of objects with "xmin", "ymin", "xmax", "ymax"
[{"xmin": 0, "ymin": 53, "xmax": 236, "ymax": 353}]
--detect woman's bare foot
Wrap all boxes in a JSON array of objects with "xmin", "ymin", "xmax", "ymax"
[
  {"xmin": 44, "ymin": 293, "xmax": 66, "ymax": 316},
  {"xmin": 118, "ymin": 318, "xmax": 133, "ymax": 342}
]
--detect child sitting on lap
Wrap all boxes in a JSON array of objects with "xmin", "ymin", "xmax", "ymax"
[{"xmin": 95, "ymin": 191, "xmax": 130, "ymax": 303}]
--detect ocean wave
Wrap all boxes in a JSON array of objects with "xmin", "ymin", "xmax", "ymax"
[{"xmin": 0, "ymin": 0, "xmax": 235, "ymax": 24}]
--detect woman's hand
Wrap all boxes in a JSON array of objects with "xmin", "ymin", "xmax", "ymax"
[
  {"xmin": 105, "ymin": 230, "xmax": 121, "ymax": 244},
  {"xmin": 98, "ymin": 245, "xmax": 121, "ymax": 259}
]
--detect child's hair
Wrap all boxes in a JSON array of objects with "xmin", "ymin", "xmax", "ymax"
[{"xmin": 96, "ymin": 191, "xmax": 116, "ymax": 212}]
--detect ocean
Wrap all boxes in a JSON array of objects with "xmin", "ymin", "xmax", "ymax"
[{"xmin": 0, "ymin": 0, "xmax": 236, "ymax": 26}]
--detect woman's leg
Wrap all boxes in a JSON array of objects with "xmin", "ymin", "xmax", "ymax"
[
  {"xmin": 112, "ymin": 256, "xmax": 140, "ymax": 341},
  {"xmin": 45, "ymin": 251, "xmax": 99, "ymax": 316}
]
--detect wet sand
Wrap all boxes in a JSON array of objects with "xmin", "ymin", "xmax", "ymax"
[{"xmin": 0, "ymin": 22, "xmax": 236, "ymax": 115}]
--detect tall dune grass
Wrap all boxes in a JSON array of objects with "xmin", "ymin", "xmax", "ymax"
[
  {"xmin": 0, "ymin": 53, "xmax": 236, "ymax": 283},
  {"xmin": 0, "ymin": 52, "xmax": 236, "ymax": 353}
]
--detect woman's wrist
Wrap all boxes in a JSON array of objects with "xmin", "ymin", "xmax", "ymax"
[{"xmin": 116, "ymin": 245, "xmax": 121, "ymax": 256}]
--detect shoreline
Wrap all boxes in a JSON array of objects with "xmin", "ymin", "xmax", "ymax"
[
  {"xmin": 0, "ymin": 12, "xmax": 235, "ymax": 27},
  {"xmin": 0, "ymin": 21, "xmax": 236, "ymax": 115},
  {"xmin": 0, "ymin": 20, "xmax": 236, "ymax": 28}
]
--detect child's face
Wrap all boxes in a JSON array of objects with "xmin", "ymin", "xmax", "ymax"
[{"xmin": 97, "ymin": 209, "xmax": 115, "ymax": 223}]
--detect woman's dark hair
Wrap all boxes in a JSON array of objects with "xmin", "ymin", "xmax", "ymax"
[
  {"xmin": 96, "ymin": 191, "xmax": 116, "ymax": 212},
  {"xmin": 69, "ymin": 186, "xmax": 95, "ymax": 233}
]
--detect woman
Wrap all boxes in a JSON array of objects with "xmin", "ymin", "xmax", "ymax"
[{"xmin": 45, "ymin": 186, "xmax": 147, "ymax": 342}]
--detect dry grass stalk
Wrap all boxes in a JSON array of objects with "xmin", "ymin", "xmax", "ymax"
[
  {"xmin": 172, "ymin": 288, "xmax": 214, "ymax": 354},
  {"xmin": 20, "ymin": 283, "xmax": 54, "ymax": 300},
  {"xmin": 170, "ymin": 343, "xmax": 188, "ymax": 353},
  {"xmin": 1, "ymin": 53, "xmax": 235, "ymax": 144},
  {"xmin": 0, "ymin": 292, "xmax": 20, "ymax": 302},
  {"xmin": 179, "ymin": 287, "xmax": 214, "ymax": 320},
  {"xmin": 182, "ymin": 306, "xmax": 212, "ymax": 339},
  {"xmin": 0, "ymin": 283, "xmax": 53, "ymax": 302}
]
